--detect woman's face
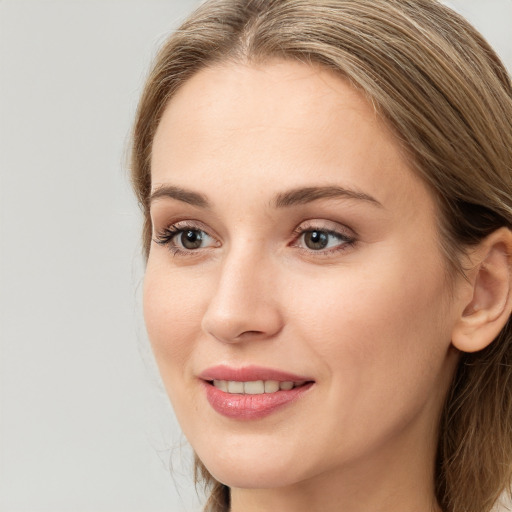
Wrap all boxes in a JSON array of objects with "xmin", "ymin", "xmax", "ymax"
[{"xmin": 145, "ymin": 60, "xmax": 462, "ymax": 491}]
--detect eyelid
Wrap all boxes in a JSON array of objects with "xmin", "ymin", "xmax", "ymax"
[
  {"xmin": 153, "ymin": 218, "xmax": 211, "ymax": 232},
  {"xmin": 292, "ymin": 219, "xmax": 356, "ymax": 238},
  {"xmin": 154, "ymin": 219, "xmax": 219, "ymax": 240}
]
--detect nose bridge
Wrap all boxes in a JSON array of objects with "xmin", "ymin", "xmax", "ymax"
[{"xmin": 201, "ymin": 240, "xmax": 283, "ymax": 343}]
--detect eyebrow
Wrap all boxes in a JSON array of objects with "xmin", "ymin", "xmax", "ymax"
[
  {"xmin": 149, "ymin": 184, "xmax": 382, "ymax": 209},
  {"xmin": 273, "ymin": 186, "xmax": 383, "ymax": 208},
  {"xmin": 149, "ymin": 185, "xmax": 211, "ymax": 208}
]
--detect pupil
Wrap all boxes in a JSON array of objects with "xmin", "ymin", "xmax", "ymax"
[
  {"xmin": 182, "ymin": 230, "xmax": 202, "ymax": 249},
  {"xmin": 305, "ymin": 231, "xmax": 328, "ymax": 250}
]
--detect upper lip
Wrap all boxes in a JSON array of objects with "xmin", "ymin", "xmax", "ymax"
[{"xmin": 198, "ymin": 365, "xmax": 314, "ymax": 382}]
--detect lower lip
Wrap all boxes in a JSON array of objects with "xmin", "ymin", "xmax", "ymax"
[{"xmin": 203, "ymin": 381, "xmax": 314, "ymax": 420}]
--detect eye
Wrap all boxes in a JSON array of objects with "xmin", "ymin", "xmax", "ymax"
[
  {"xmin": 292, "ymin": 223, "xmax": 356, "ymax": 255},
  {"xmin": 302, "ymin": 230, "xmax": 338, "ymax": 250},
  {"xmin": 154, "ymin": 223, "xmax": 218, "ymax": 254},
  {"xmin": 178, "ymin": 229, "xmax": 210, "ymax": 250}
]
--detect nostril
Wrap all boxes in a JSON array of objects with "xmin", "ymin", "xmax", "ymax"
[{"xmin": 234, "ymin": 330, "xmax": 269, "ymax": 341}]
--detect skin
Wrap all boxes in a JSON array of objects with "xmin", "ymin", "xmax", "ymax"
[{"xmin": 144, "ymin": 60, "xmax": 468, "ymax": 512}]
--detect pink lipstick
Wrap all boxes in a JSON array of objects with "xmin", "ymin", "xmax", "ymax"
[{"xmin": 199, "ymin": 365, "xmax": 314, "ymax": 420}]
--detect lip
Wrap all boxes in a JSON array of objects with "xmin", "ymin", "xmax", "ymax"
[
  {"xmin": 199, "ymin": 365, "xmax": 315, "ymax": 420},
  {"xmin": 198, "ymin": 364, "xmax": 313, "ymax": 382}
]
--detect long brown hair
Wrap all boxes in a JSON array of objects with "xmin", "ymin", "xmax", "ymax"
[{"xmin": 131, "ymin": 1, "xmax": 512, "ymax": 511}]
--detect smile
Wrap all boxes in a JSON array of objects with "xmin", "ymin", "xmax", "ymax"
[
  {"xmin": 199, "ymin": 366, "xmax": 315, "ymax": 420},
  {"xmin": 211, "ymin": 379, "xmax": 307, "ymax": 394}
]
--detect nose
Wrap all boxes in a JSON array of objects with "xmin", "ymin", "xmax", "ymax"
[{"xmin": 201, "ymin": 247, "xmax": 284, "ymax": 344}]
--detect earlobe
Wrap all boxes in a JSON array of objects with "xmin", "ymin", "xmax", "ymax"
[{"xmin": 451, "ymin": 227, "xmax": 512, "ymax": 353}]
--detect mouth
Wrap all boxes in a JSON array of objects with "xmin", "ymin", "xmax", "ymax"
[
  {"xmin": 206, "ymin": 379, "xmax": 309, "ymax": 394},
  {"xmin": 199, "ymin": 366, "xmax": 315, "ymax": 420}
]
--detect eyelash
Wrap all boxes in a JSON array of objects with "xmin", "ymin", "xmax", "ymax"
[{"xmin": 153, "ymin": 221, "xmax": 356, "ymax": 257}]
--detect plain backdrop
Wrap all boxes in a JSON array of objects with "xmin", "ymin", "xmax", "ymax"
[{"xmin": 0, "ymin": 1, "xmax": 511, "ymax": 511}]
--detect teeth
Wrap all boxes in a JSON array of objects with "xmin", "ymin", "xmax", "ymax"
[
  {"xmin": 212, "ymin": 380, "xmax": 304, "ymax": 394},
  {"xmin": 264, "ymin": 380, "xmax": 279, "ymax": 393},
  {"xmin": 244, "ymin": 381, "xmax": 265, "ymax": 394},
  {"xmin": 213, "ymin": 380, "xmax": 227, "ymax": 392},
  {"xmin": 227, "ymin": 381, "xmax": 244, "ymax": 394}
]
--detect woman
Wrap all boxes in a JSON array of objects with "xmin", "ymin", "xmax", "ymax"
[{"xmin": 130, "ymin": 1, "xmax": 512, "ymax": 511}]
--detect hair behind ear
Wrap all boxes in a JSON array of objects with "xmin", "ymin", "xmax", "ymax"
[{"xmin": 437, "ymin": 317, "xmax": 512, "ymax": 512}]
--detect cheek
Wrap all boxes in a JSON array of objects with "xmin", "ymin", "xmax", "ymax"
[
  {"xmin": 289, "ymin": 247, "xmax": 453, "ymax": 405},
  {"xmin": 274, "ymin": 255, "xmax": 455, "ymax": 466},
  {"xmin": 293, "ymin": 253, "xmax": 448, "ymax": 345},
  {"xmin": 143, "ymin": 264, "xmax": 202, "ymax": 380}
]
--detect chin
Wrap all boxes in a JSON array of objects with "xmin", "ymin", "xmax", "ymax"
[
  {"xmin": 206, "ymin": 463, "xmax": 304, "ymax": 490},
  {"xmin": 195, "ymin": 441, "xmax": 312, "ymax": 490}
]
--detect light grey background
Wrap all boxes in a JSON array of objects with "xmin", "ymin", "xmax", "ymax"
[{"xmin": 0, "ymin": 1, "xmax": 511, "ymax": 511}]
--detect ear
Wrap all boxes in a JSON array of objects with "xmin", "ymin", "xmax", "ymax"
[{"xmin": 452, "ymin": 227, "xmax": 512, "ymax": 353}]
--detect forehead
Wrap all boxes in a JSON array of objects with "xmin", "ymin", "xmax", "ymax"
[
  {"xmin": 158, "ymin": 60, "xmax": 377, "ymax": 132},
  {"xmin": 151, "ymin": 59, "xmax": 432, "ymax": 217},
  {"xmin": 153, "ymin": 59, "xmax": 385, "ymax": 159}
]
